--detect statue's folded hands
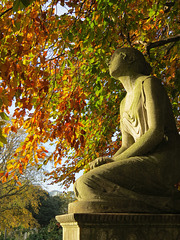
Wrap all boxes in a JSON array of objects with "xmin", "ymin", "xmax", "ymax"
[{"xmin": 89, "ymin": 157, "xmax": 114, "ymax": 170}]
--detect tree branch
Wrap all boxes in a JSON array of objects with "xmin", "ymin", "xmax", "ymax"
[
  {"xmin": 146, "ymin": 34, "xmax": 180, "ymax": 53},
  {"xmin": 134, "ymin": 34, "xmax": 180, "ymax": 55},
  {"xmin": 0, "ymin": 182, "xmax": 28, "ymax": 200},
  {"xmin": 0, "ymin": 7, "xmax": 13, "ymax": 18}
]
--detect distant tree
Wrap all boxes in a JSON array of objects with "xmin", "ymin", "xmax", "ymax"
[
  {"xmin": 0, "ymin": 126, "xmax": 45, "ymax": 231},
  {"xmin": 26, "ymin": 191, "xmax": 75, "ymax": 240},
  {"xmin": 59, "ymin": 191, "xmax": 75, "ymax": 214},
  {"xmin": 26, "ymin": 219, "xmax": 62, "ymax": 240},
  {"xmin": 31, "ymin": 191, "xmax": 75, "ymax": 227},
  {"xmin": 33, "ymin": 194, "xmax": 62, "ymax": 227},
  {"xmin": 0, "ymin": 183, "xmax": 44, "ymax": 231}
]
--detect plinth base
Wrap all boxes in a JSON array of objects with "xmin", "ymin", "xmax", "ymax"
[{"xmin": 56, "ymin": 213, "xmax": 180, "ymax": 240}]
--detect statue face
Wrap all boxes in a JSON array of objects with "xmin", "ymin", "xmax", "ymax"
[{"xmin": 109, "ymin": 50, "xmax": 127, "ymax": 78}]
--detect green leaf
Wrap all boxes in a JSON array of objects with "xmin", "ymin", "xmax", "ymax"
[
  {"xmin": 67, "ymin": 59, "xmax": 73, "ymax": 67},
  {"xmin": 13, "ymin": 0, "xmax": 21, "ymax": 12},
  {"xmin": 68, "ymin": 32, "xmax": 73, "ymax": 42},
  {"xmin": 0, "ymin": 99, "xmax": 3, "ymax": 108},
  {"xmin": 0, "ymin": 112, "xmax": 9, "ymax": 121},
  {"xmin": 0, "ymin": 135, "xmax": 7, "ymax": 144},
  {"xmin": 0, "ymin": 120, "xmax": 6, "ymax": 126},
  {"xmin": 60, "ymin": 61, "xmax": 66, "ymax": 74},
  {"xmin": 21, "ymin": 0, "xmax": 30, "ymax": 7},
  {"xmin": 15, "ymin": 21, "xmax": 21, "ymax": 30},
  {"xmin": 149, "ymin": 9, "xmax": 155, "ymax": 17},
  {"xmin": 13, "ymin": 0, "xmax": 31, "ymax": 11}
]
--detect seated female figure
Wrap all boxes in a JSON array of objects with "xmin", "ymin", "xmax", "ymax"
[{"xmin": 72, "ymin": 48, "xmax": 180, "ymax": 213}]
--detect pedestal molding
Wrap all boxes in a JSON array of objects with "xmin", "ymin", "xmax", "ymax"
[{"xmin": 56, "ymin": 213, "xmax": 180, "ymax": 226}]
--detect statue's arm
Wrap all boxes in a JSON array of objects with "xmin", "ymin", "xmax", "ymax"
[
  {"xmin": 113, "ymin": 130, "xmax": 135, "ymax": 158},
  {"xmin": 113, "ymin": 77, "xmax": 165, "ymax": 161}
]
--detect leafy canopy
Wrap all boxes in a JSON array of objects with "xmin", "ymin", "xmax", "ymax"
[{"xmin": 0, "ymin": 0, "xmax": 179, "ymax": 187}]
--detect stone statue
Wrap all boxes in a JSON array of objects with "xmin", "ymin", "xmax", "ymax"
[{"xmin": 70, "ymin": 48, "xmax": 180, "ymax": 213}]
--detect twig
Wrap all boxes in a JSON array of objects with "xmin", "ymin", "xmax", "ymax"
[
  {"xmin": 146, "ymin": 34, "xmax": 180, "ymax": 54},
  {"xmin": 134, "ymin": 34, "xmax": 180, "ymax": 55},
  {"xmin": 0, "ymin": 7, "xmax": 13, "ymax": 17}
]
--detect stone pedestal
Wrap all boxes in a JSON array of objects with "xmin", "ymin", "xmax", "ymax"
[{"xmin": 56, "ymin": 213, "xmax": 180, "ymax": 240}]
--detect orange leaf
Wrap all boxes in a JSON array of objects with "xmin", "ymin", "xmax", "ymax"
[
  {"xmin": 1, "ymin": 175, "xmax": 7, "ymax": 183},
  {"xmin": 14, "ymin": 175, "xmax": 18, "ymax": 181},
  {"xmin": 17, "ymin": 181, "xmax": 22, "ymax": 186},
  {"xmin": 11, "ymin": 125, "xmax": 17, "ymax": 133},
  {"xmin": 19, "ymin": 164, "xmax": 23, "ymax": 174}
]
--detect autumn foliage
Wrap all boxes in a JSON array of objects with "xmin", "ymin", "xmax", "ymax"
[{"xmin": 0, "ymin": 0, "xmax": 179, "ymax": 187}]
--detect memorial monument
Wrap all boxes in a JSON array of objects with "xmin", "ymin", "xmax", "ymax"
[
  {"xmin": 56, "ymin": 48, "xmax": 180, "ymax": 239},
  {"xmin": 71, "ymin": 47, "xmax": 180, "ymax": 213}
]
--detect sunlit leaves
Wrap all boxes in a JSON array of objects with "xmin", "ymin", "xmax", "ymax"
[{"xmin": 0, "ymin": 0, "xmax": 179, "ymax": 186}]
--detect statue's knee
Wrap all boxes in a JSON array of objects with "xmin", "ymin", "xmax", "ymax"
[
  {"xmin": 75, "ymin": 175, "xmax": 89, "ymax": 191},
  {"xmin": 74, "ymin": 176, "xmax": 84, "ymax": 190}
]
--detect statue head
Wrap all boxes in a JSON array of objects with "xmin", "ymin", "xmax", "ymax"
[{"xmin": 109, "ymin": 48, "xmax": 152, "ymax": 79}]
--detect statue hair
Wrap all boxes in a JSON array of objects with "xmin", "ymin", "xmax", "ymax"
[{"xmin": 116, "ymin": 47, "xmax": 152, "ymax": 76}]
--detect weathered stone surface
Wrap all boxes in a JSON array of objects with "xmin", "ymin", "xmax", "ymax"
[
  {"xmin": 56, "ymin": 213, "xmax": 180, "ymax": 240},
  {"xmin": 73, "ymin": 47, "xmax": 180, "ymax": 213},
  {"xmin": 68, "ymin": 199, "xmax": 180, "ymax": 214}
]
